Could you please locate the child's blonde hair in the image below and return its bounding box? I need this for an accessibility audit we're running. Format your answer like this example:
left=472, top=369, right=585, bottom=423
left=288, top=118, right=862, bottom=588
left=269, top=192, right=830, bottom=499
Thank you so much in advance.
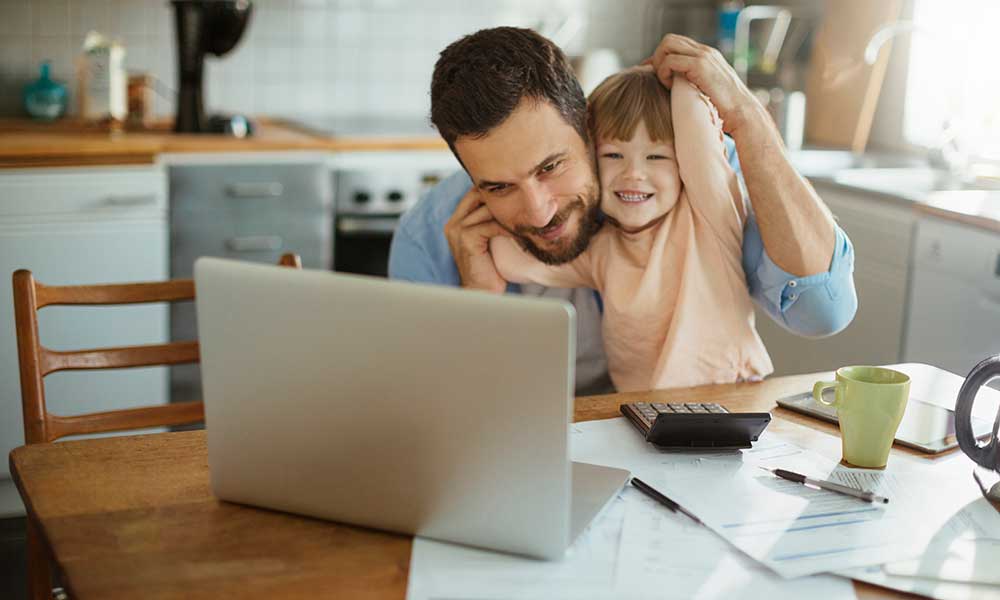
left=587, top=66, right=673, bottom=144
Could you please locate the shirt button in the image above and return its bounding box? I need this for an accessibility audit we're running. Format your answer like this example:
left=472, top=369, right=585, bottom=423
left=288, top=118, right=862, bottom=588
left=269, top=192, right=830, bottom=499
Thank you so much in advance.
left=788, top=280, right=798, bottom=288
left=789, top=293, right=797, bottom=300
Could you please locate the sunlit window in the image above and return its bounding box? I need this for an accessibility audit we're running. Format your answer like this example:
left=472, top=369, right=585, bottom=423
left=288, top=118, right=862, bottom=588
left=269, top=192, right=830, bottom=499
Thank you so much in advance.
left=904, top=0, right=1000, bottom=162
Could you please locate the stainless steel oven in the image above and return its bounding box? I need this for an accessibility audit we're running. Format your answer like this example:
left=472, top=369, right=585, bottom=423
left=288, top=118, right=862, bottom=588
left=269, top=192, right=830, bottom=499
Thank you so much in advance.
left=290, top=117, right=459, bottom=277
left=333, top=168, right=449, bottom=276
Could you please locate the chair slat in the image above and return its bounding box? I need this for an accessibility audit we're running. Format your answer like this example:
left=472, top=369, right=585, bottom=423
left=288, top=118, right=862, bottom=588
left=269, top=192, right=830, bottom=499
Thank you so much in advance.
left=48, top=402, right=205, bottom=440
left=40, top=341, right=200, bottom=375
left=36, top=279, right=195, bottom=308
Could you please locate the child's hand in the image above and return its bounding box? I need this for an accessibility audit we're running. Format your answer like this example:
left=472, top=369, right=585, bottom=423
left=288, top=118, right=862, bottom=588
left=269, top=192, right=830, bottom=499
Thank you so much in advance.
left=444, top=187, right=513, bottom=293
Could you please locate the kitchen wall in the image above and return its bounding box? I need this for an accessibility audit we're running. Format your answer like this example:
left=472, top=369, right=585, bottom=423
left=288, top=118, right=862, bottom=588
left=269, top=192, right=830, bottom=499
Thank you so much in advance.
left=0, top=0, right=724, bottom=121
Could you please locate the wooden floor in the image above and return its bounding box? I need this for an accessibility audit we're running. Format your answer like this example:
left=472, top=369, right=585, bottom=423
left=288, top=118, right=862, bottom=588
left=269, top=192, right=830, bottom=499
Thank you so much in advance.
left=0, top=517, right=26, bottom=600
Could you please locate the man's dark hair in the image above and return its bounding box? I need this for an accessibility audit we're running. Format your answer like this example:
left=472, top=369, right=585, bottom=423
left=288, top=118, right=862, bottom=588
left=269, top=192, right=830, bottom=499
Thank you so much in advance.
left=430, top=27, right=588, bottom=156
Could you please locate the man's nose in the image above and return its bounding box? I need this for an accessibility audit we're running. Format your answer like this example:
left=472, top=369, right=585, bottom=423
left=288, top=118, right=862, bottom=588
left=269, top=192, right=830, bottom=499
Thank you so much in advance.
left=522, top=181, right=557, bottom=228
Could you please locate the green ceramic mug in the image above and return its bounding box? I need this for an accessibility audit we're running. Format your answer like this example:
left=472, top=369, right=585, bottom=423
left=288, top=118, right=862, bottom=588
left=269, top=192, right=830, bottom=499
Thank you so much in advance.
left=813, top=366, right=911, bottom=468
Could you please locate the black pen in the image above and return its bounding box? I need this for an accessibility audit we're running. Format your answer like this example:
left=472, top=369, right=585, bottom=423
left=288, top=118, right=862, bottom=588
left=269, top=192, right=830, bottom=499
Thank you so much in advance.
left=630, top=477, right=703, bottom=525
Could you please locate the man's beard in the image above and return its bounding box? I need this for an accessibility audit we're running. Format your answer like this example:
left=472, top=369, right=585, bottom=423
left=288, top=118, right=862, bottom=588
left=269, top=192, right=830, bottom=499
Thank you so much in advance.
left=510, top=185, right=602, bottom=265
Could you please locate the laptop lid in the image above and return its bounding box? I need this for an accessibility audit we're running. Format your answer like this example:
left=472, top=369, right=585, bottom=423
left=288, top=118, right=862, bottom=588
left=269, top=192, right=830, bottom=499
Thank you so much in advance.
left=194, top=257, right=577, bottom=559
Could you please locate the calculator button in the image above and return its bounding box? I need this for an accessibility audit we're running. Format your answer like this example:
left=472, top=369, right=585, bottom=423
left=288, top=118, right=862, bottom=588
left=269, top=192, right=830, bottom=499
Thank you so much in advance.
left=651, top=403, right=668, bottom=412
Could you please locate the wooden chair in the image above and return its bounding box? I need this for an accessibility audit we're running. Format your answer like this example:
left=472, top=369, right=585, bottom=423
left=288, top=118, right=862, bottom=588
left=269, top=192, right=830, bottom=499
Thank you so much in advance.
left=12, top=253, right=302, bottom=600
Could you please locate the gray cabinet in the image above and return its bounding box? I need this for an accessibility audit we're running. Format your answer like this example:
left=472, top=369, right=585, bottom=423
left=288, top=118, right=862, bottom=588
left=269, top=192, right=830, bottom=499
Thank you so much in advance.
left=904, top=216, right=1000, bottom=377
left=168, top=161, right=333, bottom=405
left=754, top=182, right=915, bottom=376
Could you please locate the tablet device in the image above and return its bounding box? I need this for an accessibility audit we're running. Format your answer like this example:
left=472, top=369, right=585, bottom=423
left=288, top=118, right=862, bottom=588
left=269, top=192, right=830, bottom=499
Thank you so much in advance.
left=777, top=391, right=994, bottom=454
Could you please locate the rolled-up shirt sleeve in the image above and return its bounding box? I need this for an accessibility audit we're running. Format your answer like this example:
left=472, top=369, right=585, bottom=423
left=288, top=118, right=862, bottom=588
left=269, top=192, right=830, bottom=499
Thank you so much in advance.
left=742, top=213, right=857, bottom=337
left=723, top=136, right=857, bottom=338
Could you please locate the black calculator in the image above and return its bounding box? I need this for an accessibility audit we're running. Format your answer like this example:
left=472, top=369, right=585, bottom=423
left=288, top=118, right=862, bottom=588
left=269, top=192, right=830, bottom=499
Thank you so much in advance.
left=620, top=402, right=771, bottom=449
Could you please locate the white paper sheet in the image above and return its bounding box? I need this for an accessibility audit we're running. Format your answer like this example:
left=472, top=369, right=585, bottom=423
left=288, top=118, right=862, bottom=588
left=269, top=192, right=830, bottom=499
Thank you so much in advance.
left=406, top=494, right=626, bottom=600
left=617, top=487, right=856, bottom=599
left=405, top=486, right=857, bottom=600
left=570, top=417, right=980, bottom=579
left=839, top=493, right=1000, bottom=599
left=406, top=419, right=858, bottom=600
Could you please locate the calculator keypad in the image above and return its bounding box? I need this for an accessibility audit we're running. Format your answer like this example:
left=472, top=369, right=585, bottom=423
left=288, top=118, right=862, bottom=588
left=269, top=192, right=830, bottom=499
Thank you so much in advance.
left=630, top=402, right=729, bottom=428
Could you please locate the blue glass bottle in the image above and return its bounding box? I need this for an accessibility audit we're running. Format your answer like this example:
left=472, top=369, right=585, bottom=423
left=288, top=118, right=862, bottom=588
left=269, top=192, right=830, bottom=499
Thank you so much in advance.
left=23, top=62, right=67, bottom=121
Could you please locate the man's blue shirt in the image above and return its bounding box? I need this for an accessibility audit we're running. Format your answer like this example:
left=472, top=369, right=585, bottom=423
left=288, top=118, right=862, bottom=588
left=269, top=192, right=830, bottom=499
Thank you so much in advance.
left=389, top=139, right=857, bottom=338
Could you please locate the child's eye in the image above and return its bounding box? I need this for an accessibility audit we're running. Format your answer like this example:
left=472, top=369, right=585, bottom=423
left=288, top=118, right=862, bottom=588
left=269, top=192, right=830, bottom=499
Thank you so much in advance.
left=647, top=154, right=670, bottom=160
left=601, top=152, right=623, bottom=159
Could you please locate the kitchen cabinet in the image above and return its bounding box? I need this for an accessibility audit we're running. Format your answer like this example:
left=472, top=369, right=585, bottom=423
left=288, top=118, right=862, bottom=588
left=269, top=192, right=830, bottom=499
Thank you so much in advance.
left=903, top=216, right=1000, bottom=378
left=754, top=181, right=916, bottom=376
left=0, top=166, right=169, bottom=517
left=168, top=160, right=332, bottom=406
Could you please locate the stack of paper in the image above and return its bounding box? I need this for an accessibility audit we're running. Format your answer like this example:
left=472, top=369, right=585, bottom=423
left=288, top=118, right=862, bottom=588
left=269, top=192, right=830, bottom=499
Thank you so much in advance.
left=406, top=417, right=1000, bottom=600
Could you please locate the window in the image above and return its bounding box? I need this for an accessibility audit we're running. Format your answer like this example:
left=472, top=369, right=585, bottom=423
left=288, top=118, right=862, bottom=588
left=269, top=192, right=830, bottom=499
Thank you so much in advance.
left=904, top=0, right=1000, bottom=162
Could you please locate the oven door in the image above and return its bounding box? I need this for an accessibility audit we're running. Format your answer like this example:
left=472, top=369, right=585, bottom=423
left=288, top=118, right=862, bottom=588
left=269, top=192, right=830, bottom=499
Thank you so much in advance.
left=333, top=215, right=398, bottom=277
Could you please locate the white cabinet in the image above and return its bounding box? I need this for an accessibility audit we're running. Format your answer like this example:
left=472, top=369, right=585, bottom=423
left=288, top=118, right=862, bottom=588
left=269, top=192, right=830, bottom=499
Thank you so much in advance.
left=0, top=166, right=169, bottom=517
left=754, top=182, right=916, bottom=376
left=903, top=216, right=1000, bottom=377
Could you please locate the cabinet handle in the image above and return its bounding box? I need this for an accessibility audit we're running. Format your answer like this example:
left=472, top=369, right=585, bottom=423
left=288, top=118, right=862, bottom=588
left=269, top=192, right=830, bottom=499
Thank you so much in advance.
left=104, top=194, right=159, bottom=207
left=225, top=182, right=284, bottom=198
left=225, top=235, right=284, bottom=252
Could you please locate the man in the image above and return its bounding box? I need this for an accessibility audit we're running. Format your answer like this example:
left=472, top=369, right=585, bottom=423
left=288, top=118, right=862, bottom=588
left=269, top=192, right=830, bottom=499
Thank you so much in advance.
left=389, top=27, right=857, bottom=395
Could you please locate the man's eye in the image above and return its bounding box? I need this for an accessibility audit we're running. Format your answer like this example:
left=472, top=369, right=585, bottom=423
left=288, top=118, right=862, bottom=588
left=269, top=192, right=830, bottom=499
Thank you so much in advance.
left=486, top=184, right=509, bottom=194
left=601, top=152, right=622, bottom=159
left=540, top=160, right=562, bottom=174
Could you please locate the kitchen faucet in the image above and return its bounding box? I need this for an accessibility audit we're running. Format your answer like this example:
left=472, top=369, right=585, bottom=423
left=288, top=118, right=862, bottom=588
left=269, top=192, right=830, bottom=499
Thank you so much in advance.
left=733, top=5, right=792, bottom=83
left=865, top=20, right=969, bottom=179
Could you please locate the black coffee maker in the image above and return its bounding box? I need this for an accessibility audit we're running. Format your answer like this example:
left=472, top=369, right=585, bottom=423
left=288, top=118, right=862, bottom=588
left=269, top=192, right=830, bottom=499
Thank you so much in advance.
left=172, top=0, right=253, bottom=134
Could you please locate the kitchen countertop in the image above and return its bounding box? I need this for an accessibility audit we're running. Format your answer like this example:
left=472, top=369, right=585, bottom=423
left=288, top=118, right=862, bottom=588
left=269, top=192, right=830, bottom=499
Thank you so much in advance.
left=2, top=124, right=998, bottom=234
left=0, top=117, right=447, bottom=168
left=791, top=149, right=1000, bottom=235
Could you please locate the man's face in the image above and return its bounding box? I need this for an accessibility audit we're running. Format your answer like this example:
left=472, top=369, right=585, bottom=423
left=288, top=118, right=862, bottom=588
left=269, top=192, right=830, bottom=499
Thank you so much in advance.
left=454, top=98, right=601, bottom=265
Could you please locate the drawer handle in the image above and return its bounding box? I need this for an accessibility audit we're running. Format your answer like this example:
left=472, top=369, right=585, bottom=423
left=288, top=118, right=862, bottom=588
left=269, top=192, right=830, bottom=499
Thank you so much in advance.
left=104, top=194, right=159, bottom=207
left=225, top=182, right=284, bottom=198
left=225, top=235, right=283, bottom=252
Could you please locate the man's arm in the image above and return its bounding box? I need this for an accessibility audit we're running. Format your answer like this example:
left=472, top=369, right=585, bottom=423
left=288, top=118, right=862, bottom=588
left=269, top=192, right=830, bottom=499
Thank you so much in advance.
left=649, top=34, right=835, bottom=278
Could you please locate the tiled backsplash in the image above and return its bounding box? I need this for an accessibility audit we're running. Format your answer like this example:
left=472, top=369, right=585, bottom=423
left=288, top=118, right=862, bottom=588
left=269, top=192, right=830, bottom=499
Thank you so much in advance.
left=0, top=0, right=717, bottom=121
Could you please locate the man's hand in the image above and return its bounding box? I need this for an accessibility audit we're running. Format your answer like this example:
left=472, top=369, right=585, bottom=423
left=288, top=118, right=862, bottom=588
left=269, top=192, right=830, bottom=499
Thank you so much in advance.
left=444, top=187, right=513, bottom=293
left=647, top=34, right=761, bottom=135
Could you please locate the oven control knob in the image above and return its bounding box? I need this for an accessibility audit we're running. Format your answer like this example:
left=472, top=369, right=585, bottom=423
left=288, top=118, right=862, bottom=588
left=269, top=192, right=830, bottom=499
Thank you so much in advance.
left=386, top=190, right=405, bottom=203
left=353, top=191, right=371, bottom=204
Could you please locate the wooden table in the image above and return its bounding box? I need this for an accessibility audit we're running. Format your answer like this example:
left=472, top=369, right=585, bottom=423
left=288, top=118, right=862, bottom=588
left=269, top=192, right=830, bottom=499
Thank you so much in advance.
left=10, top=372, right=950, bottom=599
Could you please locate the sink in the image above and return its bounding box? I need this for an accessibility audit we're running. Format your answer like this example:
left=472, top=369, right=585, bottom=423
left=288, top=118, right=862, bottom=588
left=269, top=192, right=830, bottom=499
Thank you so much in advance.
left=831, top=167, right=1000, bottom=196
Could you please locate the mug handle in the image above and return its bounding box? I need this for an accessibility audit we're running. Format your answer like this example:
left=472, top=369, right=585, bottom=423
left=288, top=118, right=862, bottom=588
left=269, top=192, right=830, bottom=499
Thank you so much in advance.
left=814, top=380, right=839, bottom=407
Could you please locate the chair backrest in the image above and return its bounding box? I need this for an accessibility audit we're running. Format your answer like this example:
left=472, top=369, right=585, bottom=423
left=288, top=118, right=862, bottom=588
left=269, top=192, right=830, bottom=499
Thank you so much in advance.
left=12, top=254, right=302, bottom=444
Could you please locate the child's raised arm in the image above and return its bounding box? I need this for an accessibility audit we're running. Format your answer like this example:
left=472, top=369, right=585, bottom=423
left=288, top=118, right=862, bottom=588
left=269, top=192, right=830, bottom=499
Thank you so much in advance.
left=671, top=75, right=746, bottom=244
left=489, top=236, right=595, bottom=289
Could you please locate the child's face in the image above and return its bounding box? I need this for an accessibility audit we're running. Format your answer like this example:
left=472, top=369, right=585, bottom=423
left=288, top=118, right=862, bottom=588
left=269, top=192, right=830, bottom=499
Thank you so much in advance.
left=596, top=121, right=681, bottom=232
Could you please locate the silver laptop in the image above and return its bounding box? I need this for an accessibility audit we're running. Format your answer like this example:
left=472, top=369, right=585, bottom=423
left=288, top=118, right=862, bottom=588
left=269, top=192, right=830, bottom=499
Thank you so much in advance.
left=194, top=257, right=628, bottom=560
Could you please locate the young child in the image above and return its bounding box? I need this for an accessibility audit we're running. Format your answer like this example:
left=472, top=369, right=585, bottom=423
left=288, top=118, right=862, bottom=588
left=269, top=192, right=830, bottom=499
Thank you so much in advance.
left=489, top=67, right=773, bottom=392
